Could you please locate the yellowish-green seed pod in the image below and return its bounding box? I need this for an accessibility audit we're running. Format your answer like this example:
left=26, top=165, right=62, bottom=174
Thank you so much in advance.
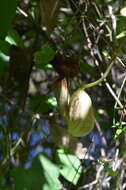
left=67, top=90, right=94, bottom=137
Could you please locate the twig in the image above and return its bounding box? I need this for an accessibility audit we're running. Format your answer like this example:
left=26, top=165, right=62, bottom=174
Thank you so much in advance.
left=17, top=7, right=28, bottom=17
left=105, top=82, right=123, bottom=108
left=114, top=76, right=126, bottom=109
left=1, top=138, right=23, bottom=167
left=117, top=57, right=126, bottom=68
left=77, top=164, right=105, bottom=190
left=95, top=120, right=107, bottom=148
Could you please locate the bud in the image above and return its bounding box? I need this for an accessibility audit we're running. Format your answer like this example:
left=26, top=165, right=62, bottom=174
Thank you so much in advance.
left=53, top=78, right=70, bottom=121
left=67, top=90, right=94, bottom=137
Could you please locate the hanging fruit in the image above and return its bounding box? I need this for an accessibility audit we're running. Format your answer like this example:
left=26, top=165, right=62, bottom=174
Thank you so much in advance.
left=67, top=90, right=94, bottom=137
left=51, top=55, right=116, bottom=137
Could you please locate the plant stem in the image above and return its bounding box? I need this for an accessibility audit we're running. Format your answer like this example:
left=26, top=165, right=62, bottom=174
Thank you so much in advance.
left=79, top=60, right=115, bottom=90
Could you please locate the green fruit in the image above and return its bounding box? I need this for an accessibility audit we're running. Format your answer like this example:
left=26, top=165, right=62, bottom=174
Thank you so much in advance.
left=67, top=90, right=94, bottom=137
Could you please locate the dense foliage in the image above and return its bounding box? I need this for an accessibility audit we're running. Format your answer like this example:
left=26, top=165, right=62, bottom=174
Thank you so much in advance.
left=0, top=0, right=126, bottom=189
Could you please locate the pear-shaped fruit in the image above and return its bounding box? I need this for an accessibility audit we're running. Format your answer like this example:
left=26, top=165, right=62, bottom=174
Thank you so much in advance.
left=67, top=90, right=94, bottom=137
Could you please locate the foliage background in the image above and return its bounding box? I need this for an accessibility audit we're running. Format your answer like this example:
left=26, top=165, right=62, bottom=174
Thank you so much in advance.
left=0, top=0, right=126, bottom=189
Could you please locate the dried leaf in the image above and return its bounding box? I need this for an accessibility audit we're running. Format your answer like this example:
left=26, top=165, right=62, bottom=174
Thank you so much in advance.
left=40, top=0, right=59, bottom=35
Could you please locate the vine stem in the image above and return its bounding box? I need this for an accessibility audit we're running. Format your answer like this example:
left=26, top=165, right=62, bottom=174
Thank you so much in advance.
left=79, top=60, right=115, bottom=90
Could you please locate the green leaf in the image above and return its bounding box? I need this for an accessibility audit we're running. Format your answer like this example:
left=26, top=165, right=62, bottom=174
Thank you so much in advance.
left=66, top=33, right=84, bottom=45
left=116, top=30, right=126, bottom=39
left=107, top=168, right=117, bottom=177
left=5, top=28, right=24, bottom=47
left=11, top=153, right=61, bottom=190
left=102, top=50, right=111, bottom=59
left=47, top=97, right=57, bottom=107
left=0, top=0, right=17, bottom=39
left=124, top=127, right=126, bottom=131
left=116, top=129, right=123, bottom=135
left=56, top=148, right=82, bottom=185
left=0, top=40, right=10, bottom=73
left=114, top=128, right=123, bottom=138
left=30, top=93, right=57, bottom=112
left=97, top=159, right=110, bottom=166
left=38, top=154, right=60, bottom=190
left=0, top=52, right=9, bottom=63
left=34, top=45, right=56, bottom=69
left=0, top=54, right=9, bottom=73
left=0, top=40, right=10, bottom=56
left=116, top=16, right=126, bottom=36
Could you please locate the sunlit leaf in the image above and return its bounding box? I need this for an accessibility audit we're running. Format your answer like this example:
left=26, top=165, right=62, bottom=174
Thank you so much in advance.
left=11, top=153, right=61, bottom=190
left=116, top=30, right=126, bottom=39
left=30, top=93, right=57, bottom=112
left=114, top=128, right=123, bottom=138
left=34, top=45, right=56, bottom=69
left=47, top=97, right=57, bottom=107
left=5, top=28, right=24, bottom=47
left=56, top=148, right=82, bottom=185
left=0, top=40, right=10, bottom=56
